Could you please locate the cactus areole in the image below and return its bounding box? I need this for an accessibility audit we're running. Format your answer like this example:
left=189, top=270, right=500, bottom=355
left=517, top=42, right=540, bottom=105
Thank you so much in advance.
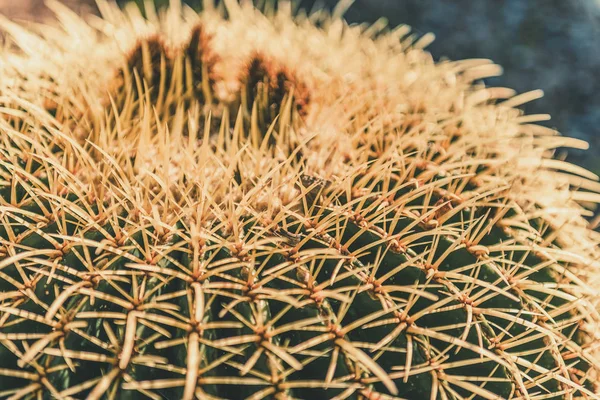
left=0, top=1, right=599, bottom=399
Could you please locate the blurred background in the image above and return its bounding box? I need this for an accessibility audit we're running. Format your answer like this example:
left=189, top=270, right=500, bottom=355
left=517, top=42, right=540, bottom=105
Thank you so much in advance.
left=1, top=0, right=599, bottom=179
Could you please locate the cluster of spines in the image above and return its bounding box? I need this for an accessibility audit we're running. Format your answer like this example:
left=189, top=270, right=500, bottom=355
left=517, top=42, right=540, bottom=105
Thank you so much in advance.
left=0, top=106, right=598, bottom=398
left=109, top=23, right=309, bottom=140
left=0, top=1, right=598, bottom=400
left=240, top=53, right=310, bottom=123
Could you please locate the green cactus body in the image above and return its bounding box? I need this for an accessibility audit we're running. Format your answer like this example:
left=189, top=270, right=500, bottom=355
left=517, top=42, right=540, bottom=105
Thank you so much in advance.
left=0, top=1, right=599, bottom=399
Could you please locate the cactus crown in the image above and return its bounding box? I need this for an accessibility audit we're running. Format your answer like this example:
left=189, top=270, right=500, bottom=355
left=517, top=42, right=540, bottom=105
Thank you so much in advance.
left=0, top=1, right=599, bottom=399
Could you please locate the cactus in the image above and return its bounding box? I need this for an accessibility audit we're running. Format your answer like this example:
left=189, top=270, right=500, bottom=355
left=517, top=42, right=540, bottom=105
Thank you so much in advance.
left=0, top=1, right=599, bottom=399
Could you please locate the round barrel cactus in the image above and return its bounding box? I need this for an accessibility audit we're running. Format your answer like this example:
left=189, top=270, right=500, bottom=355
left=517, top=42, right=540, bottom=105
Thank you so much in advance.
left=0, top=1, right=599, bottom=399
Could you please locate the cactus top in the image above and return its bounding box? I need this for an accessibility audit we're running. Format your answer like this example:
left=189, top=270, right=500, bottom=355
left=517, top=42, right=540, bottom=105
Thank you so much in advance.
left=0, top=1, right=599, bottom=399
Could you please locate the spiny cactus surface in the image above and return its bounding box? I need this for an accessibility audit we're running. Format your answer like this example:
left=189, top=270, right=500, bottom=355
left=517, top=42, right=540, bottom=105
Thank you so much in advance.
left=0, top=1, right=599, bottom=399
